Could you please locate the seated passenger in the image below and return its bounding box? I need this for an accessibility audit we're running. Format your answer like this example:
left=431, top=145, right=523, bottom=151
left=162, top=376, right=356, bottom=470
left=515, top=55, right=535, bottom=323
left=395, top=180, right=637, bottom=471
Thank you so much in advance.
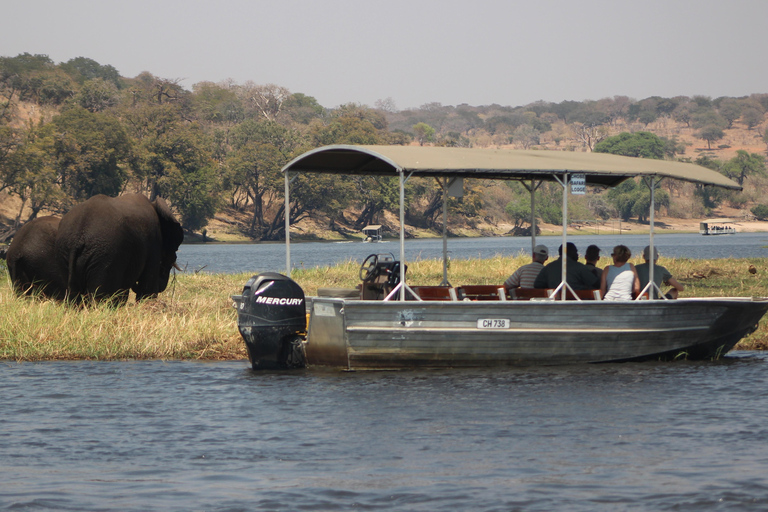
left=600, top=245, right=640, bottom=301
left=584, top=244, right=602, bottom=279
left=504, top=244, right=549, bottom=291
left=636, top=246, right=684, bottom=299
left=533, top=242, right=600, bottom=290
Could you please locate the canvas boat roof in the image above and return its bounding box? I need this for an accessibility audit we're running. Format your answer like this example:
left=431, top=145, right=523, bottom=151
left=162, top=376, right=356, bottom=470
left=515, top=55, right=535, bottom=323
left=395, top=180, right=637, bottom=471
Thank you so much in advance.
left=283, top=144, right=741, bottom=190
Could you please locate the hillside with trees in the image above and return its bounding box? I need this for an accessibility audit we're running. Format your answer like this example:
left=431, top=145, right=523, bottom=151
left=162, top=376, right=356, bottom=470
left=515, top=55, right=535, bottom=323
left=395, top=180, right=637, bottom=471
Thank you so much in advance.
left=2, top=52, right=768, bottom=242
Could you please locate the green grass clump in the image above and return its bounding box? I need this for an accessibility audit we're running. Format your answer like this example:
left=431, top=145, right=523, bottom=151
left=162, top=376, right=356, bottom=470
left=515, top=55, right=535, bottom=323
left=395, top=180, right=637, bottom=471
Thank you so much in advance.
left=1, top=255, right=768, bottom=361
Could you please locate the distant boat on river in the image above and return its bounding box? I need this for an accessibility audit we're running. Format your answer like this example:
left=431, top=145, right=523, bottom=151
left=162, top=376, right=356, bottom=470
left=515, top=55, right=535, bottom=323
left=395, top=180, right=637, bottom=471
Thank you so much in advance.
left=700, top=222, right=736, bottom=235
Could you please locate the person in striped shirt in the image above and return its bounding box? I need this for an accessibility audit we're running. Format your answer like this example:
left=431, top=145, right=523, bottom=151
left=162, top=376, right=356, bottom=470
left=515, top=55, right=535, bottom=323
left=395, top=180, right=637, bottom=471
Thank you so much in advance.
left=504, top=244, right=549, bottom=292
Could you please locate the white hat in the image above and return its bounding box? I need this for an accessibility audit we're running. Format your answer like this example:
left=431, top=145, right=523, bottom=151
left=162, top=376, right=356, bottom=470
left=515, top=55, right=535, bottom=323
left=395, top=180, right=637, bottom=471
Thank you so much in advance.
left=533, top=244, right=549, bottom=257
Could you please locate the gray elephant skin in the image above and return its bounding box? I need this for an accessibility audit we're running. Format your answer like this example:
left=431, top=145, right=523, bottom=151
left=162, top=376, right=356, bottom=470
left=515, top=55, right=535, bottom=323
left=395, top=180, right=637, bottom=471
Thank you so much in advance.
left=6, top=216, right=67, bottom=299
left=55, top=194, right=184, bottom=302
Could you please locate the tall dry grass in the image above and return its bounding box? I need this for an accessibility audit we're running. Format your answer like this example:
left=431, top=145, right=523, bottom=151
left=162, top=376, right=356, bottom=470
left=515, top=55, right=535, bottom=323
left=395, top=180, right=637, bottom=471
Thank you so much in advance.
left=1, top=255, right=768, bottom=361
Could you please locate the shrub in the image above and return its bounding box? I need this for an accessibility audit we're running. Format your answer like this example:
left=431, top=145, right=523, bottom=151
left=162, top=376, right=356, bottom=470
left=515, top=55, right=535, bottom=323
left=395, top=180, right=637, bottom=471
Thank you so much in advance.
left=751, top=204, right=768, bottom=221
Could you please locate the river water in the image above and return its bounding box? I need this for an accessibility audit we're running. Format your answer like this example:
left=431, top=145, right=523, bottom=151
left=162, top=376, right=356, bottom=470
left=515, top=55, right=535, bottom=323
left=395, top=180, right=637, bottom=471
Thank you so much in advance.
left=5, top=233, right=768, bottom=510
left=4, top=355, right=768, bottom=511
left=176, top=232, right=768, bottom=275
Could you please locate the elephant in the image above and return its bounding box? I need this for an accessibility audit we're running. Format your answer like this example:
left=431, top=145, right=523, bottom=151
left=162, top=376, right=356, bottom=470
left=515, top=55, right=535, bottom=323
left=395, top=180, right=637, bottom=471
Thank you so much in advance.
left=6, top=216, right=67, bottom=299
left=55, top=194, right=184, bottom=303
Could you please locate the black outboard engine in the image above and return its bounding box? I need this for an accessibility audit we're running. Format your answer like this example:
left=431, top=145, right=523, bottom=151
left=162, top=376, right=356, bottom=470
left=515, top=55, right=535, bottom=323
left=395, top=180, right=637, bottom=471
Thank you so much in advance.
left=233, top=272, right=307, bottom=370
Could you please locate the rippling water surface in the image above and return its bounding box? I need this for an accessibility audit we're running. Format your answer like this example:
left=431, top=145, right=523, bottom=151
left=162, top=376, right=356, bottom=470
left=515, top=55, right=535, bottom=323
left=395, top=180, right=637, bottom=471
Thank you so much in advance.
left=4, top=354, right=768, bottom=511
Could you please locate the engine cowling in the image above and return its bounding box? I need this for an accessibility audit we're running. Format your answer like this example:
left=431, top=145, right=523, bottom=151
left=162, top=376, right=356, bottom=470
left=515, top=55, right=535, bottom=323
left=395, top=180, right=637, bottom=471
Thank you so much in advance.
left=233, top=272, right=306, bottom=369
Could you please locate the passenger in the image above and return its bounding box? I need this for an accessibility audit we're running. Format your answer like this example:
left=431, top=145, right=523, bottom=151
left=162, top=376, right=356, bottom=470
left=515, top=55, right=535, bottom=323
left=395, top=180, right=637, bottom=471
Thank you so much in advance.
left=635, top=246, right=685, bottom=299
left=584, top=244, right=602, bottom=279
left=600, top=245, right=640, bottom=301
left=533, top=242, right=600, bottom=290
left=504, top=244, right=549, bottom=291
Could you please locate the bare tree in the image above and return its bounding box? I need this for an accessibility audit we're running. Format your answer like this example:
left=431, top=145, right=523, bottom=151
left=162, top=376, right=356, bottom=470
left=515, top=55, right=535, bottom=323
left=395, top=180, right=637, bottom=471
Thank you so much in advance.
left=238, top=82, right=291, bottom=121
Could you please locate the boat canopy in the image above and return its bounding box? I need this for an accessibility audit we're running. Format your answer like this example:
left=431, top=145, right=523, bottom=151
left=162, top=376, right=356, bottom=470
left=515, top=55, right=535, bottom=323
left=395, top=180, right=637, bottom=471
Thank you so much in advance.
left=281, top=144, right=742, bottom=300
left=283, top=145, right=742, bottom=190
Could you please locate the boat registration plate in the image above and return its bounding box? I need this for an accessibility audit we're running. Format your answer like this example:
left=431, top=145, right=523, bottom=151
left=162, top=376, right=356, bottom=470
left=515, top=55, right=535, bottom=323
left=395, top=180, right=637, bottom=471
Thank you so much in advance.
left=477, top=318, right=510, bottom=329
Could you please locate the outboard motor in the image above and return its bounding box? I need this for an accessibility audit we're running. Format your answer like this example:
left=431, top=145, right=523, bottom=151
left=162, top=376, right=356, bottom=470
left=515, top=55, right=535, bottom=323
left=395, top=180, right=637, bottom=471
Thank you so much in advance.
left=232, top=272, right=306, bottom=370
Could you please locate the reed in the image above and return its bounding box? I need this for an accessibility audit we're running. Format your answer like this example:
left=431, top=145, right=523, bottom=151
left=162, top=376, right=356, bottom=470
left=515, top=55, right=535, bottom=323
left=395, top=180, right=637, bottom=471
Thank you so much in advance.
left=2, top=255, right=768, bottom=361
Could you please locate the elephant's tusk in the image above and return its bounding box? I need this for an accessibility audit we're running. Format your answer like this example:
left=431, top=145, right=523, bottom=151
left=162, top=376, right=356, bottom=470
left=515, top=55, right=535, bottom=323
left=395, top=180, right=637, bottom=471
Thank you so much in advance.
left=173, top=262, right=182, bottom=271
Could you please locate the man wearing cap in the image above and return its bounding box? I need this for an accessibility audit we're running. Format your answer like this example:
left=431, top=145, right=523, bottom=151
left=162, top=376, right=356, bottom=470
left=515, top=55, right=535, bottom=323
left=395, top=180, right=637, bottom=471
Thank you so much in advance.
left=504, top=244, right=549, bottom=292
left=533, top=242, right=600, bottom=290
left=636, top=246, right=684, bottom=299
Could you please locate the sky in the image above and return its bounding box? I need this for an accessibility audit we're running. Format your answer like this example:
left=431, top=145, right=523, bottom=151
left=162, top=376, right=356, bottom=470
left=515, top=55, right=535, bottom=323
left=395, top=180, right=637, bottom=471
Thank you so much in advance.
left=3, top=0, right=767, bottom=110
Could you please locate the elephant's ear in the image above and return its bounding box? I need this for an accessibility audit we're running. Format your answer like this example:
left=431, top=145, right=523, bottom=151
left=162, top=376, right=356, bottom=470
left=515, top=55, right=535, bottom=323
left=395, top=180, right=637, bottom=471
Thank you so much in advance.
left=153, top=197, right=184, bottom=252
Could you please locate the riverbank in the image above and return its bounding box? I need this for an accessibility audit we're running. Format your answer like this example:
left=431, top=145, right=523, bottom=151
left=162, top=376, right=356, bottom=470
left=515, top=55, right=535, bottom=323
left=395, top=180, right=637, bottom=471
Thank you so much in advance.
left=195, top=205, right=768, bottom=243
left=2, top=255, right=768, bottom=362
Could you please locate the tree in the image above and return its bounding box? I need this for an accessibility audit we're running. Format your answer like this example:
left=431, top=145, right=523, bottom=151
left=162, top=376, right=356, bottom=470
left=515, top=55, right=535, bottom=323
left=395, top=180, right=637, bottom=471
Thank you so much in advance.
left=741, top=107, right=764, bottom=132
left=594, top=131, right=666, bottom=159
left=412, top=122, right=435, bottom=145
left=226, top=119, right=299, bottom=237
left=751, top=204, right=768, bottom=221
left=76, top=78, right=119, bottom=112
left=696, top=124, right=725, bottom=150
left=718, top=99, right=742, bottom=129
left=512, top=125, right=539, bottom=149
left=236, top=81, right=291, bottom=121
left=722, top=150, right=766, bottom=186
left=60, top=57, right=121, bottom=88
left=51, top=106, right=131, bottom=200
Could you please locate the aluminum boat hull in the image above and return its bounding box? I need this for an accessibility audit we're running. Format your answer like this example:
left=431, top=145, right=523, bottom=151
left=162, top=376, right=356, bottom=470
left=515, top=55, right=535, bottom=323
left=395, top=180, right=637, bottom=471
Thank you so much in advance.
left=304, top=297, right=768, bottom=370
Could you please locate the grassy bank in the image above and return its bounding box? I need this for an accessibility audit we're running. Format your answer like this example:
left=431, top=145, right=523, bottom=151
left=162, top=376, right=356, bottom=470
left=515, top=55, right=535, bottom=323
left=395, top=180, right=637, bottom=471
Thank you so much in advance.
left=2, top=255, right=768, bottom=362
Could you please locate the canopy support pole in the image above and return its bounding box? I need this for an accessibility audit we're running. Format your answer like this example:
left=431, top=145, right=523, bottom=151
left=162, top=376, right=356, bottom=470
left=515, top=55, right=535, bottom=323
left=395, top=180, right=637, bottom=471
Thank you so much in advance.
left=522, top=180, right=543, bottom=253
left=437, top=177, right=460, bottom=286
left=638, top=176, right=666, bottom=300
left=284, top=172, right=293, bottom=277
left=397, top=170, right=416, bottom=301
left=551, top=174, right=577, bottom=301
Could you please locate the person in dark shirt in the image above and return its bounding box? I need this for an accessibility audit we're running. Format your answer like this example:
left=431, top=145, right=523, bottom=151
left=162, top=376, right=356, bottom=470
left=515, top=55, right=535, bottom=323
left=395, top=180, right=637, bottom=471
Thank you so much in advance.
left=584, top=244, right=602, bottom=279
left=534, top=242, right=600, bottom=290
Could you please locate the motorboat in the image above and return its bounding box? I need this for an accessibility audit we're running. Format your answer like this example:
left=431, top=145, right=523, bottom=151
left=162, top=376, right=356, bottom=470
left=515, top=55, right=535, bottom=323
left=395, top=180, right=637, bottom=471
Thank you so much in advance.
left=700, top=222, right=736, bottom=235
left=362, top=224, right=383, bottom=242
left=233, top=145, right=768, bottom=370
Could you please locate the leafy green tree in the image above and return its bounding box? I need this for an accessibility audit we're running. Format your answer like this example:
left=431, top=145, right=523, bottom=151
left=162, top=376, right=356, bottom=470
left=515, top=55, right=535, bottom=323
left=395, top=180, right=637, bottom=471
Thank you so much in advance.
left=76, top=78, right=119, bottom=112
left=717, top=99, right=742, bottom=129
left=0, top=122, right=65, bottom=224
left=696, top=124, right=725, bottom=150
left=151, top=124, right=220, bottom=231
left=692, top=155, right=729, bottom=211
left=282, top=93, right=325, bottom=124
left=60, top=57, right=121, bottom=88
left=594, top=131, right=666, bottom=159
left=226, top=119, right=300, bottom=237
left=751, top=204, right=768, bottom=221
left=722, top=150, right=766, bottom=186
left=741, top=107, right=764, bottom=131
left=605, top=178, right=669, bottom=222
left=412, top=122, right=435, bottom=145
left=190, top=81, right=244, bottom=123
left=51, top=106, right=131, bottom=200
left=505, top=200, right=532, bottom=229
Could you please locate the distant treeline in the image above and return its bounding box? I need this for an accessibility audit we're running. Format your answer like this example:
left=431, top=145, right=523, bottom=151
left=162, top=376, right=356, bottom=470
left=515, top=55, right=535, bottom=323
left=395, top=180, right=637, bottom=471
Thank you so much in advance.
left=2, top=52, right=768, bottom=240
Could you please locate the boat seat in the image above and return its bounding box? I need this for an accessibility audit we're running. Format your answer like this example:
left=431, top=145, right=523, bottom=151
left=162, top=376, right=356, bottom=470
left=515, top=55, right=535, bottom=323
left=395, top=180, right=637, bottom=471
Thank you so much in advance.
left=457, top=285, right=507, bottom=301
left=554, top=289, right=602, bottom=301
left=510, top=288, right=553, bottom=300
left=409, top=286, right=458, bottom=301
left=317, top=287, right=361, bottom=299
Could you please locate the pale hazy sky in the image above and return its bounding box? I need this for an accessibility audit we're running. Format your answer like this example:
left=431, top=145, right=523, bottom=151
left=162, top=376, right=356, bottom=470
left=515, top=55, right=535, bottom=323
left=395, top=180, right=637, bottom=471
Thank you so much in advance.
left=3, top=0, right=766, bottom=110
